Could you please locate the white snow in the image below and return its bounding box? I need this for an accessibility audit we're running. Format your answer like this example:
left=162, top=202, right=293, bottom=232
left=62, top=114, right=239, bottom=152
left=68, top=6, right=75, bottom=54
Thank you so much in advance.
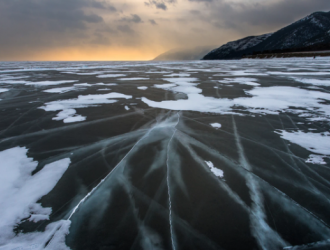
left=74, top=83, right=92, bottom=87
left=143, top=78, right=330, bottom=122
left=275, top=130, right=330, bottom=155
left=25, top=80, right=78, bottom=86
left=219, top=77, right=260, bottom=86
left=97, top=74, right=126, bottom=78
left=43, top=87, right=76, bottom=93
left=164, top=73, right=191, bottom=77
left=210, top=123, right=222, bottom=129
left=0, top=147, right=70, bottom=246
left=125, top=106, right=130, bottom=110
left=0, top=88, right=9, bottom=93
left=305, top=154, right=327, bottom=165
left=292, top=78, right=330, bottom=86
left=138, top=86, right=148, bottom=90
left=95, top=83, right=117, bottom=86
left=97, top=88, right=111, bottom=91
left=40, top=93, right=132, bottom=123
left=205, top=161, right=224, bottom=178
left=118, top=78, right=149, bottom=81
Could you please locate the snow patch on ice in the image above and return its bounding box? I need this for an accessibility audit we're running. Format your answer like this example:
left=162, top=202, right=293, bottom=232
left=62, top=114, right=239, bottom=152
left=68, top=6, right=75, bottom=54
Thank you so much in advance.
left=275, top=130, right=330, bottom=156
left=43, top=87, right=76, bottom=93
left=138, top=86, right=148, bottom=90
left=26, top=80, right=78, bottom=86
left=74, top=83, right=92, bottom=87
left=0, top=88, right=9, bottom=93
left=40, top=93, right=132, bottom=123
left=0, top=146, right=70, bottom=246
left=143, top=79, right=330, bottom=122
left=292, top=78, right=330, bottom=86
left=219, top=77, right=260, bottom=86
left=306, top=154, right=327, bottom=165
left=210, top=123, right=222, bottom=129
left=97, top=74, right=126, bottom=78
left=205, top=161, right=224, bottom=178
left=118, top=78, right=149, bottom=81
left=164, top=73, right=191, bottom=77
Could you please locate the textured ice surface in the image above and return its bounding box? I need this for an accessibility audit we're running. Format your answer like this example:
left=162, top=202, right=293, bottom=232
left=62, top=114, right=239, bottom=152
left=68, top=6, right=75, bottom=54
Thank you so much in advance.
left=0, top=59, right=330, bottom=250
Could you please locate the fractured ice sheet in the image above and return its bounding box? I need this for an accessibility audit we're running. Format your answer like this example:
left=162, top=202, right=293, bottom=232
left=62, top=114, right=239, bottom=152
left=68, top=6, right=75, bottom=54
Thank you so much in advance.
left=40, top=93, right=132, bottom=123
left=0, top=147, right=70, bottom=247
left=1, top=59, right=330, bottom=249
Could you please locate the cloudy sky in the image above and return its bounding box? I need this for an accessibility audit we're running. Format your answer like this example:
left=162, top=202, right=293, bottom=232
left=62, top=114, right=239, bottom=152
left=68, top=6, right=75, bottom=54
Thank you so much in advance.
left=0, top=0, right=329, bottom=61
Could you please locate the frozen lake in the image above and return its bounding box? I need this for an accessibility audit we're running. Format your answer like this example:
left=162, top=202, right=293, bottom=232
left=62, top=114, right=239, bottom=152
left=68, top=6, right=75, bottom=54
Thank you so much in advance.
left=0, top=59, right=330, bottom=250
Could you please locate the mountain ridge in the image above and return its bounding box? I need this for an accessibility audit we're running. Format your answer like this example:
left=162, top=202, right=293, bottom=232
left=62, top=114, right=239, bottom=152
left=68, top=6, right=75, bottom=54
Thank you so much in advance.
left=203, top=11, right=330, bottom=60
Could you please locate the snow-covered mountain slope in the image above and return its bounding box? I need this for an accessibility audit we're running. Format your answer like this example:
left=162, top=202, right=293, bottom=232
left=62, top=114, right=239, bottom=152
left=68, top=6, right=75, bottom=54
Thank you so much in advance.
left=203, top=11, right=330, bottom=60
left=203, top=33, right=272, bottom=60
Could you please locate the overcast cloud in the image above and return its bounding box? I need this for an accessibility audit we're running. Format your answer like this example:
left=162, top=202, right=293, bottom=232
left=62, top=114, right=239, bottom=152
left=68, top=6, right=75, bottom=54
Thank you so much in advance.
left=0, top=0, right=328, bottom=60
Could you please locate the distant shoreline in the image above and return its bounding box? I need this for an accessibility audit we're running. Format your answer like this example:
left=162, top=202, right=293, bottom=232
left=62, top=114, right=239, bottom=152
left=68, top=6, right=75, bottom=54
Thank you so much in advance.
left=243, top=50, right=330, bottom=59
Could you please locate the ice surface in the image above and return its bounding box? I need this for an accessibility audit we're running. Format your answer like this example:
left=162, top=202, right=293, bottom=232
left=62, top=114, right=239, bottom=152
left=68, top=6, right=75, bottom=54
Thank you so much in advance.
left=1, top=59, right=330, bottom=249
